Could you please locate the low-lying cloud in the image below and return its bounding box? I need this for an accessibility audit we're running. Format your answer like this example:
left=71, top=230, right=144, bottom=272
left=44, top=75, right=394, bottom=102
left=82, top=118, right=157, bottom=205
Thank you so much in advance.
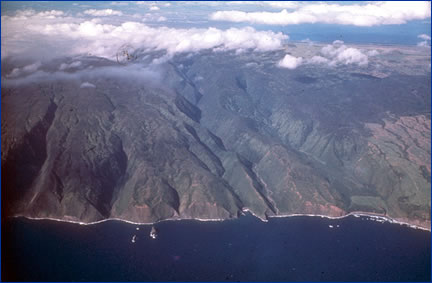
left=277, top=54, right=303, bottom=69
left=3, top=63, right=163, bottom=88
left=83, top=9, right=123, bottom=16
left=367, top=50, right=379, bottom=57
left=418, top=34, right=431, bottom=40
left=278, top=40, right=371, bottom=70
left=317, top=41, right=369, bottom=66
left=59, top=61, right=82, bottom=71
left=211, top=1, right=431, bottom=27
left=140, top=13, right=167, bottom=22
left=308, top=56, right=330, bottom=65
left=7, top=62, right=42, bottom=78
left=226, top=1, right=299, bottom=9
left=417, top=33, right=431, bottom=47
left=80, top=81, right=96, bottom=88
left=2, top=10, right=288, bottom=61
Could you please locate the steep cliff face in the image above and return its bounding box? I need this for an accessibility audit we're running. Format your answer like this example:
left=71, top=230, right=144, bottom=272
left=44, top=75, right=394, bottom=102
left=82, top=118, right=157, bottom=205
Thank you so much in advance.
left=2, top=47, right=430, bottom=229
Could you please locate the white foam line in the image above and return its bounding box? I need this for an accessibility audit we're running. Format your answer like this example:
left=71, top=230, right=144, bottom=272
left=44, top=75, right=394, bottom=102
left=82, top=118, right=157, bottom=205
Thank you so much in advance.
left=268, top=212, right=431, bottom=232
left=12, top=210, right=430, bottom=232
left=12, top=214, right=229, bottom=226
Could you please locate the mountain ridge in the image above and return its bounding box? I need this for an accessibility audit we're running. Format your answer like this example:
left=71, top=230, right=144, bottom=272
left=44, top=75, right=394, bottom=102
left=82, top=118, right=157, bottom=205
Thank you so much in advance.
left=2, top=45, right=430, bottom=230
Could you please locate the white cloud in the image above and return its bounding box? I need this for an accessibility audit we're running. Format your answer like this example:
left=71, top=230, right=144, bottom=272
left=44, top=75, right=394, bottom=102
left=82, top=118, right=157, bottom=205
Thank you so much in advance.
left=110, top=2, right=129, bottom=6
left=59, top=61, right=82, bottom=70
left=141, top=13, right=167, bottom=22
left=305, top=41, right=369, bottom=67
left=7, top=62, right=42, bottom=77
left=334, top=48, right=368, bottom=66
left=157, top=16, right=167, bottom=22
left=320, top=42, right=368, bottom=66
left=135, top=1, right=163, bottom=6
left=277, top=54, right=303, bottom=69
left=265, top=1, right=298, bottom=9
left=417, top=40, right=431, bottom=47
left=300, top=38, right=314, bottom=45
left=3, top=64, right=162, bottom=87
left=321, top=42, right=344, bottom=57
left=2, top=11, right=288, bottom=61
left=8, top=68, right=21, bottom=78
left=80, top=82, right=96, bottom=88
left=23, top=62, right=42, bottom=72
left=417, top=33, right=431, bottom=47
left=37, top=10, right=65, bottom=18
left=11, top=9, right=65, bottom=20
left=149, top=6, right=160, bottom=11
left=308, top=55, right=329, bottom=65
left=418, top=34, right=431, bottom=40
left=332, top=40, right=344, bottom=46
left=83, top=9, right=123, bottom=17
left=59, top=63, right=68, bottom=71
left=210, top=1, right=431, bottom=26
left=226, top=1, right=298, bottom=9
left=245, top=62, right=258, bottom=68
left=367, top=50, right=379, bottom=56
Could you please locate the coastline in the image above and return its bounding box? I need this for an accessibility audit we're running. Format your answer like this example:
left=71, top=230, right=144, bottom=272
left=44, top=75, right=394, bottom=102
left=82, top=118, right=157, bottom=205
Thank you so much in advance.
left=11, top=210, right=431, bottom=232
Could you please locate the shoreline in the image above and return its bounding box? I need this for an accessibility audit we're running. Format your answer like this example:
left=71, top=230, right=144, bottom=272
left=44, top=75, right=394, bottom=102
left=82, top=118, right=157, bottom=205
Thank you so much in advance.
left=11, top=210, right=431, bottom=232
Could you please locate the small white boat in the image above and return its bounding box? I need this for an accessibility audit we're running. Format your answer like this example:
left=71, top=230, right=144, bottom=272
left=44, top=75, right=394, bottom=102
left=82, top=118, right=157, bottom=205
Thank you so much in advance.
left=131, top=235, right=137, bottom=243
left=150, top=226, right=157, bottom=239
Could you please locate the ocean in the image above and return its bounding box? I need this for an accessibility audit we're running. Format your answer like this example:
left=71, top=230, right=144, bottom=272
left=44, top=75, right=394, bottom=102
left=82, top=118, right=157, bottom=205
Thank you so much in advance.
left=2, top=213, right=430, bottom=281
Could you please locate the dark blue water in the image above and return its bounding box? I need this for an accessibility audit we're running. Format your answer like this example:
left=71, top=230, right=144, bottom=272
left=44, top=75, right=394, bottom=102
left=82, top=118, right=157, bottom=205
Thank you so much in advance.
left=2, top=214, right=430, bottom=281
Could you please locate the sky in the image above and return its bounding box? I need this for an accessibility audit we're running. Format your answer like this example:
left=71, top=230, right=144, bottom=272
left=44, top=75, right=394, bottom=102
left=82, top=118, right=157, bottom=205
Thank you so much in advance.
left=1, top=1, right=431, bottom=78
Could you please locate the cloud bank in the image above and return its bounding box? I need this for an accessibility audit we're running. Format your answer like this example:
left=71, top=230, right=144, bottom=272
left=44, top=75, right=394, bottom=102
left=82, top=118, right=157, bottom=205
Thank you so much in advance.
left=417, top=33, right=431, bottom=47
left=3, top=63, right=163, bottom=88
left=277, top=54, right=303, bottom=69
left=278, top=41, right=370, bottom=70
left=2, top=11, right=288, bottom=61
left=59, top=61, right=82, bottom=71
left=84, top=9, right=123, bottom=16
left=211, top=1, right=431, bottom=27
left=225, top=1, right=299, bottom=9
left=7, top=62, right=42, bottom=78
left=418, top=34, right=431, bottom=40
left=320, top=42, right=368, bottom=66
left=140, top=13, right=167, bottom=22
left=80, top=81, right=96, bottom=88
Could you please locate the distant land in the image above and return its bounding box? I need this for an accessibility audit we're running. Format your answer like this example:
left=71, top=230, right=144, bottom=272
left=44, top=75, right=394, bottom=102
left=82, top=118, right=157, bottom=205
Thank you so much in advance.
left=2, top=43, right=430, bottom=230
